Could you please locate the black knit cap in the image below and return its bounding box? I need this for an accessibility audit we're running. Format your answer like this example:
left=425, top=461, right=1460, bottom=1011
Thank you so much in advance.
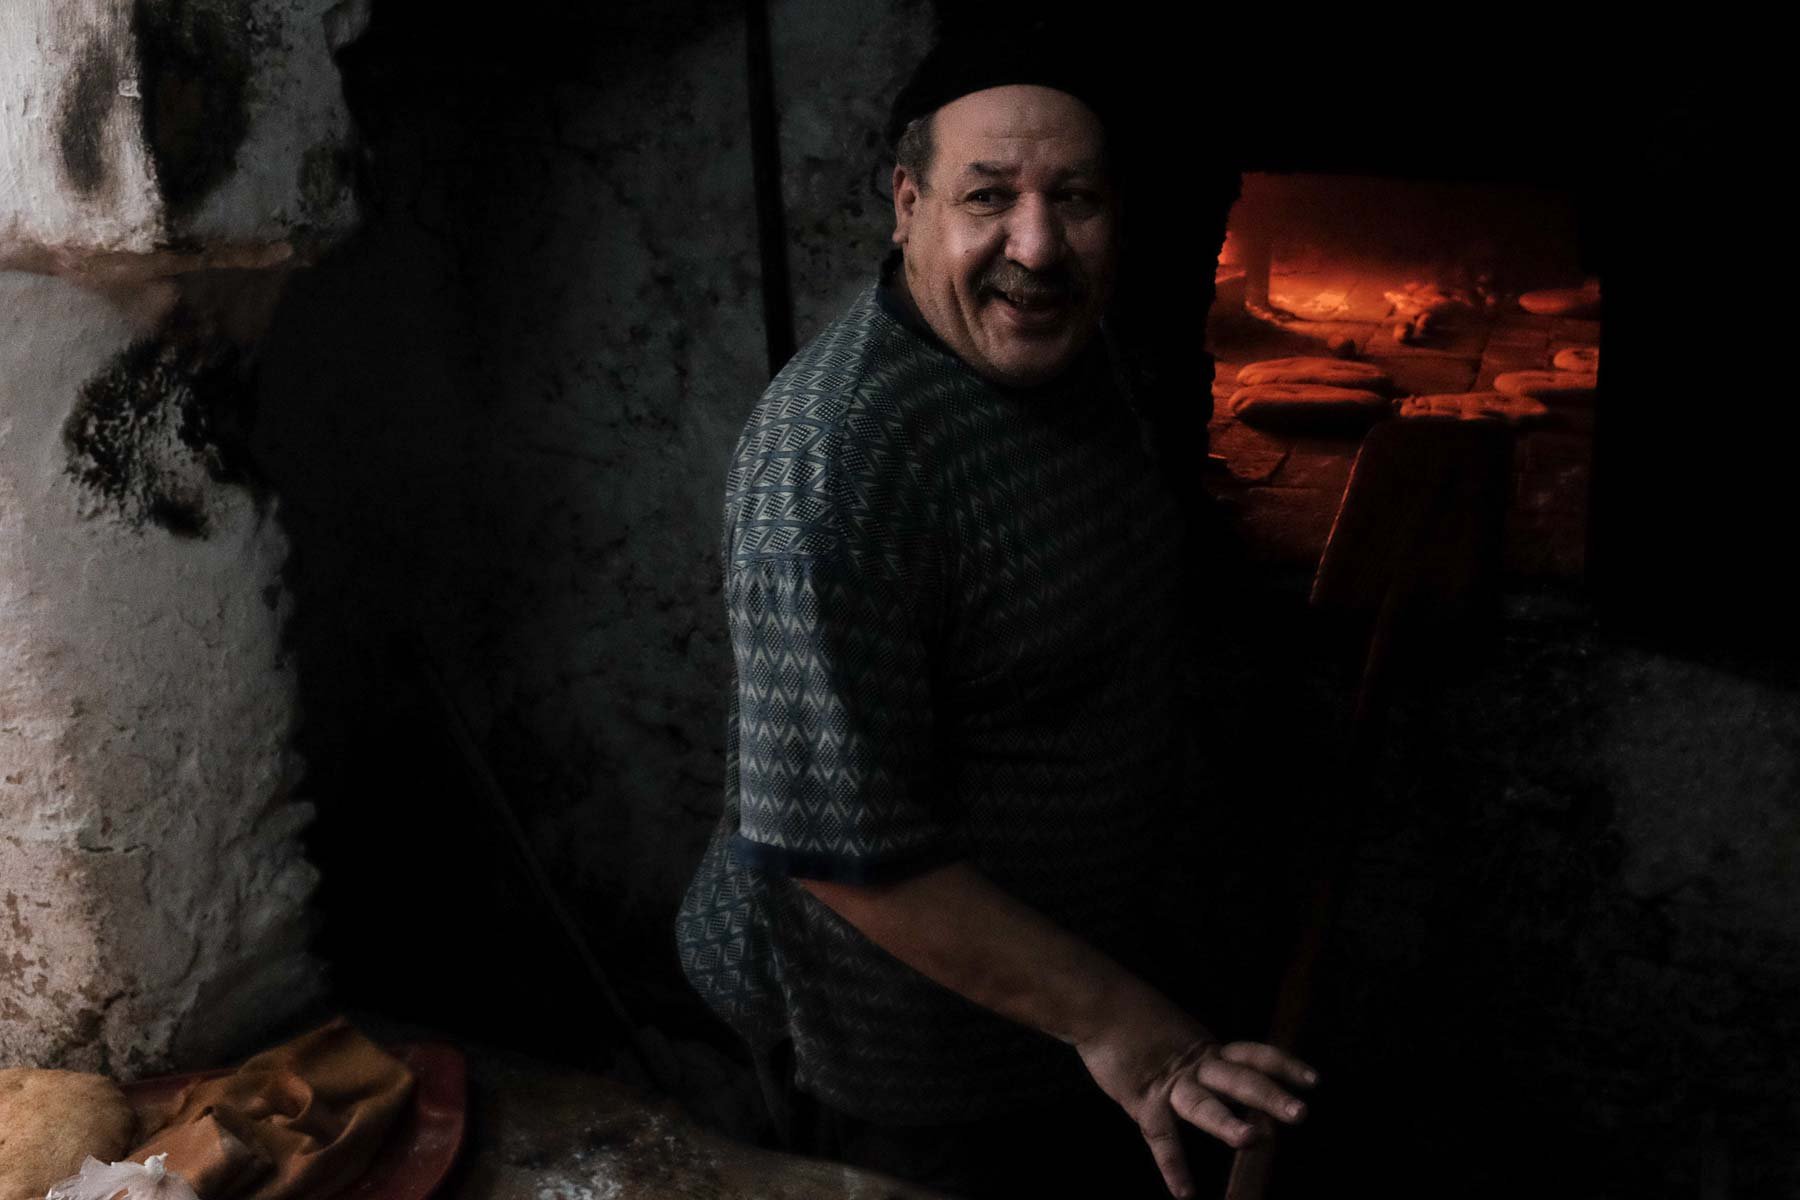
left=883, top=24, right=1117, bottom=156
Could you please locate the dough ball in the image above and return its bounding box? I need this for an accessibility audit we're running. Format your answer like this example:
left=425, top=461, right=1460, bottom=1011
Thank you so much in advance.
left=1492, top=369, right=1597, bottom=405
left=1552, top=345, right=1599, bottom=373
left=0, top=1069, right=137, bottom=1200
left=1518, top=287, right=1602, bottom=318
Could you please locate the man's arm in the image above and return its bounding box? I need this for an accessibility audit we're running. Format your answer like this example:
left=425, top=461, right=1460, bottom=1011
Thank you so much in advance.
left=799, top=861, right=1316, bottom=1200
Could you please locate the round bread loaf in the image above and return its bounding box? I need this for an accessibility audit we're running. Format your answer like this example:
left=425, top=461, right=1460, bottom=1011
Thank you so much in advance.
left=0, top=1068, right=137, bottom=1200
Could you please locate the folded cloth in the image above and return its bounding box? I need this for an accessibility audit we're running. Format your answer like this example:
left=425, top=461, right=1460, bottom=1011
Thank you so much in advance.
left=129, top=1018, right=414, bottom=1200
left=136, top=1114, right=272, bottom=1199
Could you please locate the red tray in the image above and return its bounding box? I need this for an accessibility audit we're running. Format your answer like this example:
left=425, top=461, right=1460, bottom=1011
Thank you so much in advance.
left=120, top=1043, right=467, bottom=1200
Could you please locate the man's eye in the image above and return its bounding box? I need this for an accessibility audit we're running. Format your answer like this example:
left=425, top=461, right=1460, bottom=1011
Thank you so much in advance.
left=1056, top=191, right=1102, bottom=215
left=966, top=189, right=1008, bottom=208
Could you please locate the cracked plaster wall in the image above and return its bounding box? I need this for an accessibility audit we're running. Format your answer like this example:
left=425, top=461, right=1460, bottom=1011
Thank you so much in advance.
left=0, top=0, right=363, bottom=272
left=0, top=272, right=318, bottom=1076
left=1, top=0, right=367, bottom=1072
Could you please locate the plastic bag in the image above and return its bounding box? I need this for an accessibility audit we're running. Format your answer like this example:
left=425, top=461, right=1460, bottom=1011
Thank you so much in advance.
left=45, top=1155, right=199, bottom=1200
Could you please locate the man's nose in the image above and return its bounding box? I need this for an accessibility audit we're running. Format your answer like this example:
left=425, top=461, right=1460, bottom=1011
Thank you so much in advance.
left=1003, top=195, right=1064, bottom=272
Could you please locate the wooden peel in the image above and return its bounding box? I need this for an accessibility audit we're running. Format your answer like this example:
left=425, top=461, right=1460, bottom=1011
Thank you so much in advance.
left=1224, top=419, right=1513, bottom=1200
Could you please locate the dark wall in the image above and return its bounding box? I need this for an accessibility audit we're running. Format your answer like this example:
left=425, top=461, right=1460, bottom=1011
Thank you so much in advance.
left=252, top=0, right=936, bottom=1059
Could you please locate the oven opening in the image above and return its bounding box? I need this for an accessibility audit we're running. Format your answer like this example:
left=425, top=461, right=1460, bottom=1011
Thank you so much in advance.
left=1204, top=170, right=1595, bottom=588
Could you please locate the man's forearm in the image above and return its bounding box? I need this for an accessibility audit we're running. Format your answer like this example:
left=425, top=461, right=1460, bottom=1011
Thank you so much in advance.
left=799, top=858, right=1316, bottom=1200
left=797, top=860, right=1169, bottom=1048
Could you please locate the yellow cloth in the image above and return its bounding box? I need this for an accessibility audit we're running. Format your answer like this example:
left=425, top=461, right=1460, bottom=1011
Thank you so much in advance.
left=130, top=1018, right=414, bottom=1200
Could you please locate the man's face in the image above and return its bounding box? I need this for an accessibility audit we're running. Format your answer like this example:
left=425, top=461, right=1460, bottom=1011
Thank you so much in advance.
left=892, top=85, right=1118, bottom=389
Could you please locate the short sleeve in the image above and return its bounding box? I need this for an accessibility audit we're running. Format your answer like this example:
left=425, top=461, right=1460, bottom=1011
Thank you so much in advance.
left=725, top=549, right=958, bottom=883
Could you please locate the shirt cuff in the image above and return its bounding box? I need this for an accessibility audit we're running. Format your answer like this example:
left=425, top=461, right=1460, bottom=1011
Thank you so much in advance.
left=727, top=832, right=963, bottom=885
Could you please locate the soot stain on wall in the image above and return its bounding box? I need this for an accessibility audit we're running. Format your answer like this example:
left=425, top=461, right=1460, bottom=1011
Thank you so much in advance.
left=58, top=35, right=119, bottom=197
left=131, top=0, right=256, bottom=225
left=297, top=142, right=354, bottom=224
left=63, top=311, right=257, bottom=538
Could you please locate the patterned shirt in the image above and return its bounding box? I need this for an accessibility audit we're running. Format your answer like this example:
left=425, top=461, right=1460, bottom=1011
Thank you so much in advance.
left=676, top=266, right=1186, bottom=1123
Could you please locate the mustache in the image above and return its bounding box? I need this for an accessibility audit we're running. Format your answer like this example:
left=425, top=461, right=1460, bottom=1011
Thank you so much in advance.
left=980, top=261, right=1084, bottom=304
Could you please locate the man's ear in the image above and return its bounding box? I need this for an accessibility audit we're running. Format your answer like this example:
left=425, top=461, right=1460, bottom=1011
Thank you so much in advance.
left=892, top=164, right=919, bottom=246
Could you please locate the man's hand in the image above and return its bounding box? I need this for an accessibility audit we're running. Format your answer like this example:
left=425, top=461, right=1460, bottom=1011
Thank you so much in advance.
left=1074, top=983, right=1317, bottom=1199
left=800, top=863, right=1317, bottom=1197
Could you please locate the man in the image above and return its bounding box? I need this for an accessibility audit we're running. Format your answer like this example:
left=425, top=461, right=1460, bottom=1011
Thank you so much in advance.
left=677, top=32, right=1314, bottom=1199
